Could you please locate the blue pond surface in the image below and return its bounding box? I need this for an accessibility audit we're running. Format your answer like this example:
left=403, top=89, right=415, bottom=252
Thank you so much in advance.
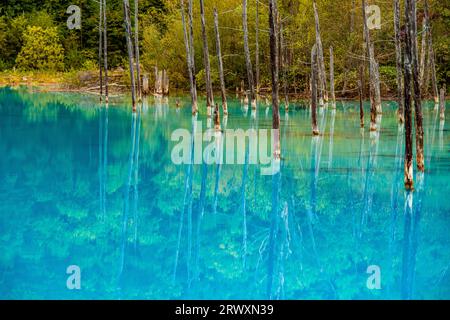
left=0, top=87, right=449, bottom=299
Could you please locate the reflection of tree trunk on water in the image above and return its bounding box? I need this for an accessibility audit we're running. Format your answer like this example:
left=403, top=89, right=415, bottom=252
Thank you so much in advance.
left=118, top=112, right=138, bottom=282
left=387, top=124, right=403, bottom=297
left=328, top=109, right=336, bottom=169
left=173, top=116, right=196, bottom=283
left=241, top=139, right=249, bottom=269
left=212, top=134, right=224, bottom=216
left=98, top=107, right=103, bottom=217
left=401, top=182, right=422, bottom=299
left=359, top=133, right=378, bottom=238
left=193, top=121, right=211, bottom=284
left=306, top=135, right=337, bottom=297
left=98, top=106, right=109, bottom=219
left=308, top=137, right=320, bottom=264
left=267, top=170, right=280, bottom=299
left=102, top=107, right=109, bottom=219
left=132, top=109, right=141, bottom=252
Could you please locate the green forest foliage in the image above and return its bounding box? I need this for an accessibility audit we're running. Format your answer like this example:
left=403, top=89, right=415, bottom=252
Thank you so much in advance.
left=0, top=0, right=448, bottom=93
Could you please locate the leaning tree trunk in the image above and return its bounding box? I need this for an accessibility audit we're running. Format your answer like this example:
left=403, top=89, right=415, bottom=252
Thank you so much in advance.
left=99, top=0, right=103, bottom=101
left=188, top=0, right=198, bottom=112
left=394, top=0, right=404, bottom=123
left=311, top=45, right=319, bottom=136
left=103, top=0, right=109, bottom=103
left=123, top=0, right=136, bottom=112
left=134, top=0, right=142, bottom=101
left=255, top=0, right=260, bottom=93
left=404, top=0, right=414, bottom=191
left=313, top=0, right=327, bottom=104
left=181, top=0, right=197, bottom=115
left=329, top=46, right=336, bottom=108
left=410, top=0, right=425, bottom=172
left=362, top=0, right=377, bottom=131
left=243, top=0, right=256, bottom=109
left=213, top=8, right=228, bottom=115
left=200, top=0, right=214, bottom=112
left=269, top=0, right=280, bottom=158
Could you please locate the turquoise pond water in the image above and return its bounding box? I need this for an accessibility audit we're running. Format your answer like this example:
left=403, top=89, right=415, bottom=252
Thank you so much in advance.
left=0, top=86, right=449, bottom=300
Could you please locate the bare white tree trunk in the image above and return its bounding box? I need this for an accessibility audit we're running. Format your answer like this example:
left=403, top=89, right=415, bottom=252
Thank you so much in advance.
left=123, top=0, right=136, bottom=112
left=311, top=45, right=319, bottom=135
left=313, top=0, right=327, bottom=104
left=180, top=0, right=197, bottom=114
left=410, top=0, right=425, bottom=172
left=269, top=0, right=280, bottom=158
left=134, top=0, right=142, bottom=101
left=394, top=0, right=403, bottom=122
left=243, top=0, right=256, bottom=109
left=103, top=0, right=109, bottom=103
left=99, top=0, right=103, bottom=101
left=362, top=0, right=377, bottom=131
left=200, top=0, right=214, bottom=113
left=329, top=46, right=335, bottom=108
left=213, top=8, right=228, bottom=115
left=255, top=0, right=260, bottom=93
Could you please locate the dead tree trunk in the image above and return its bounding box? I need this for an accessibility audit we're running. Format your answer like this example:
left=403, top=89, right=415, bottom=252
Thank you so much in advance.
left=181, top=0, right=197, bottom=114
left=419, top=17, right=427, bottom=89
left=440, top=86, right=446, bottom=120
left=313, top=0, right=327, bottom=104
left=359, top=64, right=365, bottom=128
left=371, top=44, right=382, bottom=115
left=280, top=19, right=289, bottom=111
left=362, top=0, right=377, bottom=131
left=394, top=0, right=404, bottom=122
left=134, top=0, right=142, bottom=101
left=410, top=0, right=425, bottom=172
left=123, top=0, right=136, bottom=112
left=311, top=45, right=319, bottom=136
left=358, top=83, right=364, bottom=128
left=188, top=0, right=198, bottom=112
left=243, top=0, right=256, bottom=108
left=404, top=0, right=414, bottom=190
left=200, top=0, right=214, bottom=112
left=329, top=46, right=335, bottom=108
left=269, top=0, right=280, bottom=158
left=103, top=0, right=109, bottom=103
left=255, top=0, right=260, bottom=93
left=99, top=0, right=103, bottom=101
left=213, top=8, right=228, bottom=115
left=424, top=0, right=439, bottom=104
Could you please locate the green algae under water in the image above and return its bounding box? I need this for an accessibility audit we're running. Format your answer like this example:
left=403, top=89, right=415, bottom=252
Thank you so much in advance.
left=0, top=87, right=449, bottom=300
